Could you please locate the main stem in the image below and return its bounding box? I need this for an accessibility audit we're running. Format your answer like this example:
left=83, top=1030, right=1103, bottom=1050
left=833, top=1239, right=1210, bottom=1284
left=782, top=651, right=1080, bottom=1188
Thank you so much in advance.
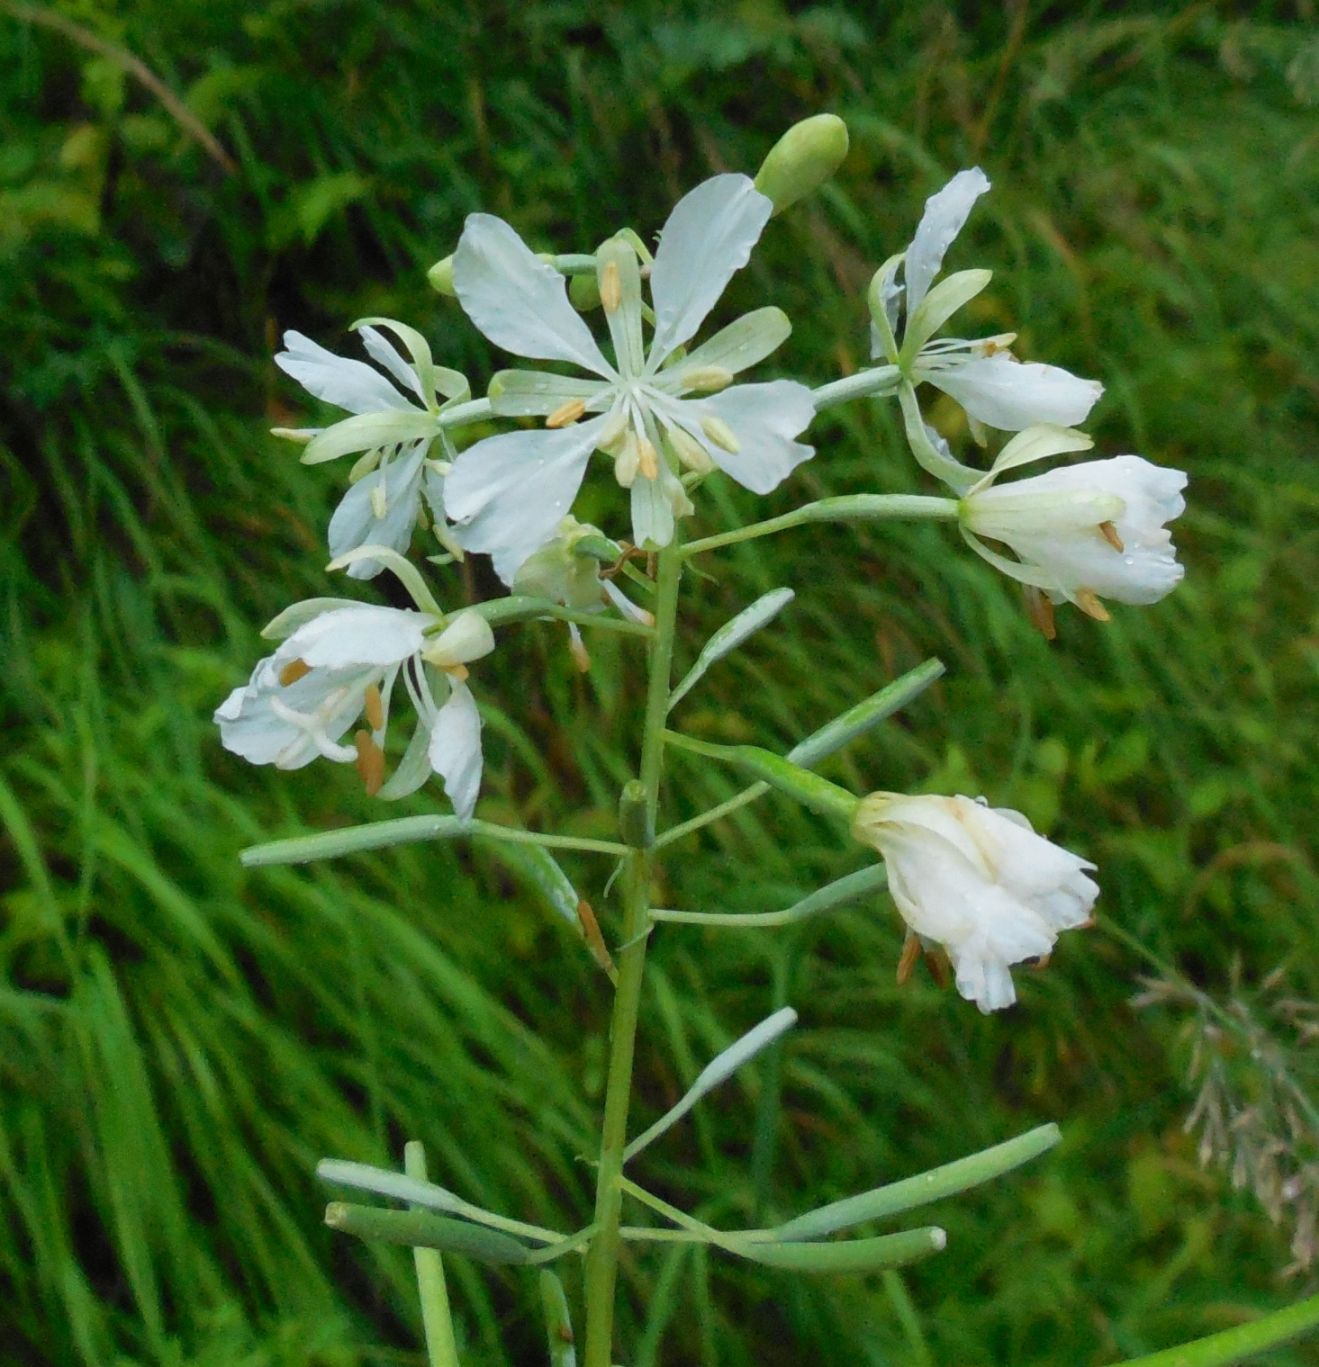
left=581, top=538, right=683, bottom=1367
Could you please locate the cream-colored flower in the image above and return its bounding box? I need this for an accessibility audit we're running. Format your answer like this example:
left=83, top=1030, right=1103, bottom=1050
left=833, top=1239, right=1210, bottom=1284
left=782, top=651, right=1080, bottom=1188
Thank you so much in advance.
left=852, top=792, right=1097, bottom=1012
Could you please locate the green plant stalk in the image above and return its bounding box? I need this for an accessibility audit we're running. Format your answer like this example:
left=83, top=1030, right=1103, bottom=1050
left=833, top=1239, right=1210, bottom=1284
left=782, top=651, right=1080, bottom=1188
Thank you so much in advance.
left=1112, top=1291, right=1319, bottom=1366
left=682, top=494, right=958, bottom=557
left=404, top=1142, right=460, bottom=1367
left=581, top=537, right=684, bottom=1367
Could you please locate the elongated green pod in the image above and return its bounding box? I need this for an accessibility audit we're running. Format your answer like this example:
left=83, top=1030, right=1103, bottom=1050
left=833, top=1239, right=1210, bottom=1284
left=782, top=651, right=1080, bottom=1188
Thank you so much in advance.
left=325, top=1202, right=532, bottom=1264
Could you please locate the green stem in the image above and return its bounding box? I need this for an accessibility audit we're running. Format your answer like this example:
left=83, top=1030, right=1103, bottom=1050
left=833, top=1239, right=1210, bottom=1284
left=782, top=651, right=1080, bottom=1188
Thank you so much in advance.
left=581, top=538, right=684, bottom=1367
left=241, top=817, right=628, bottom=869
left=405, top=1143, right=460, bottom=1367
left=682, top=494, right=958, bottom=557
left=1112, top=1293, right=1319, bottom=1366
left=654, top=781, right=770, bottom=848
left=811, top=363, right=902, bottom=410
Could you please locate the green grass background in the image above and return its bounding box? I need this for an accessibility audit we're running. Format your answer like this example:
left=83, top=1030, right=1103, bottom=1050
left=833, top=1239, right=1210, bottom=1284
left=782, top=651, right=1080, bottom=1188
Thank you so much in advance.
left=2, top=1, right=1317, bottom=1363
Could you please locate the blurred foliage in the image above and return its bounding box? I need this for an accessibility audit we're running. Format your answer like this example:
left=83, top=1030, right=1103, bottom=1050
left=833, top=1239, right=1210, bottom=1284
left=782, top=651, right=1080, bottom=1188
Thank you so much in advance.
left=1, top=0, right=1317, bottom=1363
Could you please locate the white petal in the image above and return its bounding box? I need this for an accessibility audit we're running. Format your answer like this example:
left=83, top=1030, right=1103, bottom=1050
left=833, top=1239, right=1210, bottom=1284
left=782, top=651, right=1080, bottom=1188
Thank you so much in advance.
left=428, top=681, right=483, bottom=820
left=327, top=448, right=426, bottom=579
left=972, top=455, right=1186, bottom=604
left=429, top=609, right=495, bottom=666
left=444, top=420, right=601, bottom=583
left=648, top=175, right=773, bottom=362
left=904, top=168, right=991, bottom=317
left=358, top=325, right=427, bottom=404
left=282, top=605, right=429, bottom=669
left=672, top=381, right=815, bottom=495
left=215, top=664, right=365, bottom=769
left=452, top=214, right=612, bottom=376
left=276, top=331, right=413, bottom=414
left=928, top=353, right=1103, bottom=431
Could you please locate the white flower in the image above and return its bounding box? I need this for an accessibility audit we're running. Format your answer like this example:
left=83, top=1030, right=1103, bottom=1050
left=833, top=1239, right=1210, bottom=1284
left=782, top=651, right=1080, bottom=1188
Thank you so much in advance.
left=214, top=600, right=493, bottom=818
left=960, top=429, right=1187, bottom=622
left=443, top=174, right=816, bottom=580
left=852, top=792, right=1098, bottom=1013
left=274, top=321, right=469, bottom=578
left=871, top=168, right=1103, bottom=432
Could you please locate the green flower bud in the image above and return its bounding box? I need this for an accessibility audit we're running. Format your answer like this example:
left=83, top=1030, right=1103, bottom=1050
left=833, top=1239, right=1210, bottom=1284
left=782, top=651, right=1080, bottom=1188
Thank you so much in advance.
left=754, top=114, right=849, bottom=216
left=427, top=254, right=456, bottom=296
left=569, top=271, right=602, bottom=312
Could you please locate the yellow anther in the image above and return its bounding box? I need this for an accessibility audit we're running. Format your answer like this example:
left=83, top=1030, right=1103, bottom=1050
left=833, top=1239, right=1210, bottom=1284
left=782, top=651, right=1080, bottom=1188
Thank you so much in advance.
left=1099, top=520, right=1125, bottom=552
left=369, top=483, right=388, bottom=520
left=1075, top=589, right=1112, bottom=622
left=353, top=729, right=385, bottom=796
left=699, top=416, right=740, bottom=454
left=442, top=662, right=470, bottom=682
left=278, top=658, right=311, bottom=686
left=600, top=260, right=622, bottom=313
left=681, top=365, right=734, bottom=394
left=637, top=437, right=659, bottom=480
left=546, top=397, right=587, bottom=429
left=363, top=683, right=385, bottom=731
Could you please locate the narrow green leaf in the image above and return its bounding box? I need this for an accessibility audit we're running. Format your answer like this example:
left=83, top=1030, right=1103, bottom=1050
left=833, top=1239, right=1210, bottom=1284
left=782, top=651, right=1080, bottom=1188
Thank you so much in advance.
left=668, top=587, right=794, bottom=713
left=623, top=1008, right=797, bottom=1162
left=773, top=1123, right=1061, bottom=1241
left=787, top=658, right=945, bottom=767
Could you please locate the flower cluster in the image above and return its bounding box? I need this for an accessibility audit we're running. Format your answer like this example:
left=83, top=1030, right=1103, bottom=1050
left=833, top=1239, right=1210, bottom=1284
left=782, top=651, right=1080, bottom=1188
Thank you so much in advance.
left=218, top=124, right=1190, bottom=1014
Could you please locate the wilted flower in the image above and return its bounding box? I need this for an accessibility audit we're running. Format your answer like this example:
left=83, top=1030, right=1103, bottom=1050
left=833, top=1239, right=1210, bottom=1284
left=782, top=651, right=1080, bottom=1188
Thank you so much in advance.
left=960, top=431, right=1187, bottom=625
left=443, top=174, right=815, bottom=580
left=870, top=168, right=1103, bottom=433
left=274, top=322, right=469, bottom=577
left=852, top=792, right=1098, bottom=1012
left=214, top=600, right=493, bottom=818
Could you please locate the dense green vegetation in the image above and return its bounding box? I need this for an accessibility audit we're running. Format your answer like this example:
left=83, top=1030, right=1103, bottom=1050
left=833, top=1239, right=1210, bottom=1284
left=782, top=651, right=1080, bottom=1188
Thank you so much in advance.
left=2, top=2, right=1317, bottom=1362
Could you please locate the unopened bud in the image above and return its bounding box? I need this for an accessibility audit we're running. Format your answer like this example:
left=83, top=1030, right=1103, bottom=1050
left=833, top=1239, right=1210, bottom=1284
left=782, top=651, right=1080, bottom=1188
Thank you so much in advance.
left=570, top=272, right=602, bottom=311
left=427, top=255, right=456, bottom=296
left=753, top=114, right=849, bottom=216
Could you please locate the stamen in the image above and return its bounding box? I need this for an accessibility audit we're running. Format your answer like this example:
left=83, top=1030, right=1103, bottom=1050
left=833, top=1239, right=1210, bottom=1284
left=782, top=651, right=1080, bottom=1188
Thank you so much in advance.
left=1022, top=586, right=1057, bottom=641
left=636, top=436, right=659, bottom=480
left=370, top=483, right=388, bottom=519
left=600, top=260, right=622, bottom=313
left=568, top=623, right=591, bottom=673
left=442, top=662, right=470, bottom=682
left=667, top=425, right=715, bottom=474
left=896, top=931, right=921, bottom=986
left=546, top=398, right=587, bottom=429
left=353, top=729, right=385, bottom=796
left=1099, top=520, right=1125, bottom=552
left=364, top=682, right=385, bottom=731
left=681, top=365, right=734, bottom=394
left=699, top=416, right=740, bottom=454
left=1075, top=589, right=1112, bottom=622
left=278, top=658, right=312, bottom=686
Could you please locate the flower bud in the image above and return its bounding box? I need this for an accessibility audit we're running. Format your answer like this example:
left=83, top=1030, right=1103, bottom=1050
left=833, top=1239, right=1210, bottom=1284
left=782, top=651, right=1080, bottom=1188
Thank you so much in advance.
left=427, top=255, right=456, bottom=296
left=754, top=114, right=849, bottom=216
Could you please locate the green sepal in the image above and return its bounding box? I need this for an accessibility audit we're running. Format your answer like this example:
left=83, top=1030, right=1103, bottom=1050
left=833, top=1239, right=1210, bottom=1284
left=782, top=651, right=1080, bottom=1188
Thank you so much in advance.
left=427, top=255, right=456, bottom=295
left=301, top=410, right=440, bottom=465
left=540, top=1270, right=578, bottom=1367
left=900, top=268, right=992, bottom=361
